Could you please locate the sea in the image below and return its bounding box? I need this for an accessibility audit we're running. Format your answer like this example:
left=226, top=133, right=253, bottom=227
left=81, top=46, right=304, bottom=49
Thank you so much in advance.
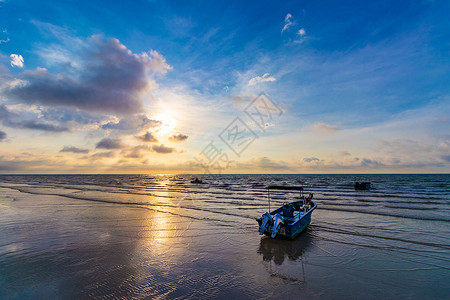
left=0, top=174, right=449, bottom=299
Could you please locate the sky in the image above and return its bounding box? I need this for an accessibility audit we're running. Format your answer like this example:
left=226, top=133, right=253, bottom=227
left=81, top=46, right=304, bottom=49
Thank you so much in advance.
left=0, top=0, right=449, bottom=174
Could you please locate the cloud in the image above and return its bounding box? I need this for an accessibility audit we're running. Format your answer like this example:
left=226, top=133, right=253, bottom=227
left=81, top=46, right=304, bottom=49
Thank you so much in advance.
left=95, top=137, right=123, bottom=149
left=248, top=73, right=276, bottom=86
left=0, top=104, right=69, bottom=132
left=441, top=155, right=450, bottom=162
left=377, top=138, right=446, bottom=168
left=60, top=146, right=89, bottom=154
left=360, top=158, right=383, bottom=167
left=136, top=131, right=158, bottom=142
left=303, top=157, right=322, bottom=163
left=312, top=122, right=340, bottom=132
left=169, top=133, right=188, bottom=142
left=230, top=95, right=248, bottom=106
left=122, top=145, right=151, bottom=158
left=0, top=160, right=22, bottom=171
left=39, top=107, right=105, bottom=128
left=0, top=36, right=9, bottom=44
left=152, top=144, right=175, bottom=154
left=294, top=28, right=307, bottom=44
left=0, top=130, right=6, bottom=141
left=18, top=120, right=69, bottom=132
left=281, top=13, right=295, bottom=33
left=10, top=54, right=24, bottom=68
left=102, top=114, right=161, bottom=130
left=4, top=35, right=172, bottom=114
left=339, top=151, right=352, bottom=156
left=236, top=157, right=289, bottom=170
left=89, top=151, right=115, bottom=159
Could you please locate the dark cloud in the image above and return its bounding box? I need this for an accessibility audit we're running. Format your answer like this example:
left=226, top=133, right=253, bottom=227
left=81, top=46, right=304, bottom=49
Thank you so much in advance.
left=441, top=155, right=450, bottom=162
left=19, top=120, right=69, bottom=132
left=40, top=107, right=104, bottom=125
left=136, top=131, right=158, bottom=142
left=0, top=157, right=48, bottom=171
left=102, top=115, right=161, bottom=130
left=303, top=157, right=322, bottom=163
left=96, top=138, right=123, bottom=149
left=0, top=130, right=6, bottom=141
left=152, top=144, right=175, bottom=154
left=339, top=151, right=351, bottom=156
left=4, top=36, right=171, bottom=115
left=360, top=158, right=384, bottom=167
left=0, top=104, right=69, bottom=132
left=0, top=160, right=22, bottom=171
left=89, top=151, right=115, bottom=159
left=169, top=133, right=188, bottom=142
left=60, top=146, right=89, bottom=154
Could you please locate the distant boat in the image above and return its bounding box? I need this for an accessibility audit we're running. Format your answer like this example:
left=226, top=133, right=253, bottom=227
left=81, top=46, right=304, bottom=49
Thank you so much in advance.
left=354, top=182, right=371, bottom=190
left=190, top=177, right=204, bottom=184
left=256, top=185, right=317, bottom=239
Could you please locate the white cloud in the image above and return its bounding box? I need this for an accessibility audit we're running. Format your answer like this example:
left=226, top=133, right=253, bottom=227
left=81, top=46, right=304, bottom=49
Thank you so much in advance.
left=146, top=50, right=173, bottom=75
left=312, top=122, right=339, bottom=132
left=1, top=29, right=9, bottom=44
left=294, top=28, right=307, bottom=44
left=248, top=73, right=276, bottom=86
left=10, top=54, right=24, bottom=68
left=281, top=13, right=295, bottom=33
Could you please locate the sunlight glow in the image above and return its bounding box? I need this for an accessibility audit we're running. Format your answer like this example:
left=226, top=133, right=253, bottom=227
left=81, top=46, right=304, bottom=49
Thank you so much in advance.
left=154, top=112, right=176, bottom=135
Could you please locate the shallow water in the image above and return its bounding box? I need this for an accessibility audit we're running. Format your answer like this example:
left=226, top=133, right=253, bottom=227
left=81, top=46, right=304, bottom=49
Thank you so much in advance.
left=0, top=174, right=449, bottom=299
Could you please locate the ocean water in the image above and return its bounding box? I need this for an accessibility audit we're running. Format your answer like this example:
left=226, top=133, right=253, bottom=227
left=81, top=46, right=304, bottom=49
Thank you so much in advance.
left=0, top=174, right=449, bottom=299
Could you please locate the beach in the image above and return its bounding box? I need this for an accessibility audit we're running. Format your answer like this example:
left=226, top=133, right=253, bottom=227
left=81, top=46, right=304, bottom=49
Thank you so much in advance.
left=0, top=174, right=449, bottom=299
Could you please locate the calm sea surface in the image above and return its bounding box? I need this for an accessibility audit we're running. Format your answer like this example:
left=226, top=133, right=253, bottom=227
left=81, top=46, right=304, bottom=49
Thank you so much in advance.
left=0, top=174, right=449, bottom=299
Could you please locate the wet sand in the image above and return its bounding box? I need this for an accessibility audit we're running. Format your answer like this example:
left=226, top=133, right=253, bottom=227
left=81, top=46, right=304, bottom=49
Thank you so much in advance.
left=0, top=174, right=449, bottom=299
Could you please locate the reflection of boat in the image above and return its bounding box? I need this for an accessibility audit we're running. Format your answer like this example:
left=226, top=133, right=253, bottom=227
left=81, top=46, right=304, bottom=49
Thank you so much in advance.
left=190, top=177, right=204, bottom=184
left=258, top=232, right=313, bottom=265
left=256, top=185, right=317, bottom=239
left=354, top=182, right=371, bottom=190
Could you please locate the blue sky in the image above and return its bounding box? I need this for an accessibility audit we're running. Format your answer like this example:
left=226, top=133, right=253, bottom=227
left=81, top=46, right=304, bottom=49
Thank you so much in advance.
left=0, top=0, right=449, bottom=173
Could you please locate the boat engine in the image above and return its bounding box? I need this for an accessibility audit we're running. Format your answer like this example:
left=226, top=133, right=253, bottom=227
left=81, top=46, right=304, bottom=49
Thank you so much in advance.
left=259, top=212, right=273, bottom=235
left=271, top=213, right=284, bottom=238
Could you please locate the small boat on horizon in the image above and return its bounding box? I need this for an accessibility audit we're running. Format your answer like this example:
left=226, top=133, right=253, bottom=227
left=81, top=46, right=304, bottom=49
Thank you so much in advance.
left=256, top=185, right=317, bottom=239
left=190, top=177, right=205, bottom=184
left=354, top=182, right=371, bottom=190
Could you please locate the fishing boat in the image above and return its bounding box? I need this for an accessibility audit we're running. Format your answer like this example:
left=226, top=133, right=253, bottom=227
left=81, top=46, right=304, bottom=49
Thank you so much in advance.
left=190, top=177, right=204, bottom=184
left=354, top=182, right=371, bottom=190
left=256, top=185, right=317, bottom=239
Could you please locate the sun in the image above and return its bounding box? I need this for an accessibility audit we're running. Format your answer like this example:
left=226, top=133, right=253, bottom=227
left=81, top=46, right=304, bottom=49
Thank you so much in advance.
left=154, top=112, right=176, bottom=135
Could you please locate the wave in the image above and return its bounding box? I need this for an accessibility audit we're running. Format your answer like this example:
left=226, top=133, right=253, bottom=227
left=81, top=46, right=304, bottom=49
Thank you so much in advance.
left=317, top=205, right=450, bottom=222
left=1, top=185, right=256, bottom=224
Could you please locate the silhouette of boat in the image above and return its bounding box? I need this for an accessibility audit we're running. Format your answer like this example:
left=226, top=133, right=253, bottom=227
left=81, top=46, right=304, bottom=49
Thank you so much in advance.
left=354, top=182, right=371, bottom=190
left=190, top=177, right=204, bottom=184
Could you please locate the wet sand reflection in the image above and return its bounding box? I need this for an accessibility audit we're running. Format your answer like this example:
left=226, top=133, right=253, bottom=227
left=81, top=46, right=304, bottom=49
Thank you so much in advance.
left=257, top=230, right=314, bottom=284
left=258, top=230, right=313, bottom=265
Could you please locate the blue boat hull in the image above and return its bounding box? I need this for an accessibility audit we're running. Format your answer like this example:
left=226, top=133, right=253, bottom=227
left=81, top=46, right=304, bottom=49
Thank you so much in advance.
left=257, top=201, right=316, bottom=239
